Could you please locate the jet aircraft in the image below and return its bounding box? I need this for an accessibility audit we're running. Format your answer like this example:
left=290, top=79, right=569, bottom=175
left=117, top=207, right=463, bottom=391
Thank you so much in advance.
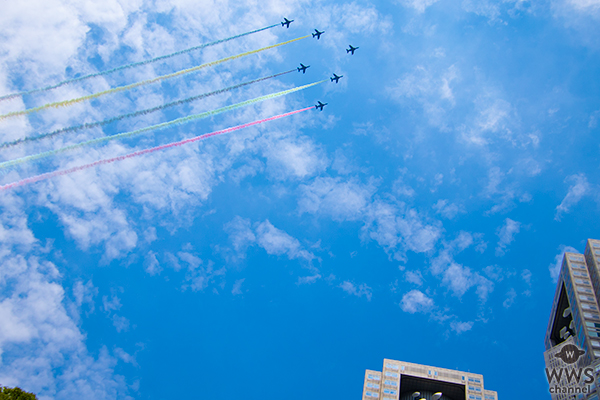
left=330, top=73, right=343, bottom=83
left=297, top=63, right=310, bottom=74
left=315, top=101, right=327, bottom=111
left=312, top=29, right=324, bottom=39
left=281, top=18, right=294, bottom=28
left=346, top=45, right=359, bottom=55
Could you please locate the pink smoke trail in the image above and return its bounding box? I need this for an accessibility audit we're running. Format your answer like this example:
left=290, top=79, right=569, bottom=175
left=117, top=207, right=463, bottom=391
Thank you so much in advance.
left=0, top=106, right=313, bottom=191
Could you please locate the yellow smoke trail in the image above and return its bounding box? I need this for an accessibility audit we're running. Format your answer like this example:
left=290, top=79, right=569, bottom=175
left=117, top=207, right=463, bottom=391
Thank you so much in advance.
left=0, top=35, right=310, bottom=121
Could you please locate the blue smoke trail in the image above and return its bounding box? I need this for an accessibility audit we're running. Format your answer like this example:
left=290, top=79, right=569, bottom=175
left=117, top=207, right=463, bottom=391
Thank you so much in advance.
left=0, top=23, right=279, bottom=102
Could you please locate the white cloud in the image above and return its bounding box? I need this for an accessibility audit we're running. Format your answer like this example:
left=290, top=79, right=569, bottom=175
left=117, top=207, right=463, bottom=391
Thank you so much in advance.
left=163, top=251, right=226, bottom=293
left=112, top=315, right=130, bottom=333
left=224, top=217, right=316, bottom=266
left=551, top=0, right=600, bottom=46
left=264, top=137, right=329, bottom=181
left=102, top=294, right=122, bottom=313
left=432, top=199, right=465, bottom=219
left=231, top=278, right=245, bottom=295
left=462, top=0, right=502, bottom=21
left=555, top=173, right=591, bottom=220
left=144, top=251, right=162, bottom=276
left=362, top=200, right=442, bottom=261
left=388, top=65, right=459, bottom=129
left=73, top=280, right=97, bottom=313
left=400, top=289, right=434, bottom=313
left=566, top=0, right=600, bottom=11
left=298, top=177, right=377, bottom=222
left=522, top=269, right=532, bottom=287
left=405, top=270, right=424, bottom=286
left=503, top=288, right=517, bottom=308
left=495, top=218, right=521, bottom=256
left=549, top=245, right=579, bottom=281
left=462, top=98, right=517, bottom=146
left=114, top=347, right=138, bottom=367
left=297, top=275, right=321, bottom=285
left=339, top=281, right=373, bottom=301
left=430, top=233, right=494, bottom=301
left=255, top=220, right=315, bottom=263
left=0, top=255, right=131, bottom=399
left=397, top=0, right=440, bottom=13
left=450, top=320, right=473, bottom=334
left=223, top=217, right=256, bottom=260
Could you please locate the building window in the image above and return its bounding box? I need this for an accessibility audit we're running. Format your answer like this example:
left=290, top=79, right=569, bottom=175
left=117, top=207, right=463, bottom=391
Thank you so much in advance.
left=385, top=372, right=399, bottom=378
left=365, top=391, right=379, bottom=398
left=384, top=380, right=398, bottom=387
left=366, top=383, right=380, bottom=389
left=585, top=312, right=600, bottom=320
left=592, top=341, right=600, bottom=348
left=367, top=374, right=380, bottom=381
left=570, top=256, right=585, bottom=262
left=385, top=364, right=399, bottom=370
left=383, top=389, right=397, bottom=395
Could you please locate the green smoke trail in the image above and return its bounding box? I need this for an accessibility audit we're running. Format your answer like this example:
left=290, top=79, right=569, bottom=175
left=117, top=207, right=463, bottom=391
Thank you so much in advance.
left=0, top=80, right=325, bottom=169
left=0, top=24, right=279, bottom=102
left=0, top=69, right=295, bottom=149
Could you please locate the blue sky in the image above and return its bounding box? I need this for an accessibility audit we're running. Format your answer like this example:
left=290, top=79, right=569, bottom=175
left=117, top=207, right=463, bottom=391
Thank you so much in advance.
left=0, top=0, right=599, bottom=399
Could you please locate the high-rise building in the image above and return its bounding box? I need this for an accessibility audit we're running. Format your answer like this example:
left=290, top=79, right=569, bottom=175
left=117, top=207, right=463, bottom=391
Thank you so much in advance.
left=544, top=239, right=600, bottom=400
left=362, top=358, right=498, bottom=400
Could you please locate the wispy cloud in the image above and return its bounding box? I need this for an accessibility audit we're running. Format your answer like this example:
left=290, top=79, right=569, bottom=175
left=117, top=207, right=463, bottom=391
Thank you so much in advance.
left=298, top=177, right=377, bottom=222
left=232, top=278, right=245, bottom=295
left=495, top=218, right=521, bottom=256
left=555, top=173, right=591, bottom=220
left=450, top=320, right=474, bottom=334
left=224, top=217, right=317, bottom=266
left=397, top=0, right=440, bottom=13
left=339, top=281, right=373, bottom=301
left=400, top=289, right=434, bottom=313
left=433, top=199, right=465, bottom=219
left=144, top=251, right=162, bottom=276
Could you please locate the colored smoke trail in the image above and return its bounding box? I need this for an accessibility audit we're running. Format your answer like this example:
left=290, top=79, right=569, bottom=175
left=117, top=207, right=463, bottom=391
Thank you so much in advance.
left=0, top=106, right=313, bottom=191
left=0, top=35, right=310, bottom=121
left=0, top=24, right=280, bottom=102
left=0, top=80, right=325, bottom=169
left=0, top=69, right=295, bottom=149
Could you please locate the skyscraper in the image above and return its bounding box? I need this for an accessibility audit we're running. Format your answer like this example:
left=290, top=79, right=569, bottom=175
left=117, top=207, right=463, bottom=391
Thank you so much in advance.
left=362, top=358, right=498, bottom=400
left=544, top=239, right=600, bottom=399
